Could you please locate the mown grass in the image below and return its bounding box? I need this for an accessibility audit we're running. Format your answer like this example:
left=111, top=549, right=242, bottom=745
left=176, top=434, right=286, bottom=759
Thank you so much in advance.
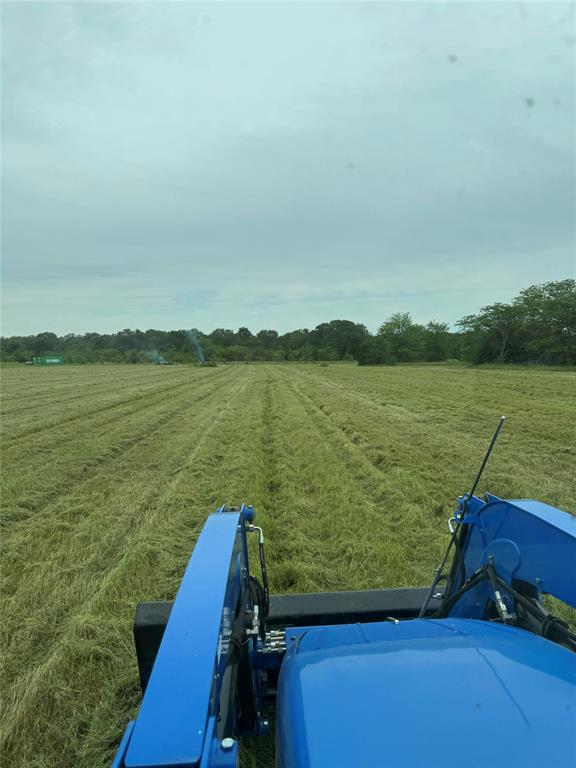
left=1, top=363, right=574, bottom=768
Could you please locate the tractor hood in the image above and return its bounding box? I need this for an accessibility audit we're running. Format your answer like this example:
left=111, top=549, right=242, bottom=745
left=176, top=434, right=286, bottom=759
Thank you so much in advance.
left=277, top=618, right=576, bottom=768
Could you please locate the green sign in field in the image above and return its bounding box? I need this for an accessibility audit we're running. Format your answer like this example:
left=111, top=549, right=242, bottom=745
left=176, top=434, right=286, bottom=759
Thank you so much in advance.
left=32, top=356, right=64, bottom=365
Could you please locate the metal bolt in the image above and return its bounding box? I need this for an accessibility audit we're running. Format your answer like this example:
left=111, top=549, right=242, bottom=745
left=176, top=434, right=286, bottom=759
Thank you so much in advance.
left=221, top=738, right=235, bottom=751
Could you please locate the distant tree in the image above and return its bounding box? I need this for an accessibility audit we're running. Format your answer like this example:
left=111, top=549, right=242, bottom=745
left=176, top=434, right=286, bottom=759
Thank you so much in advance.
left=84, top=332, right=105, bottom=350
left=0, top=336, right=34, bottom=362
left=516, top=279, right=576, bottom=364
left=457, top=281, right=576, bottom=364
left=236, top=327, right=254, bottom=346
left=256, top=330, right=279, bottom=349
left=311, top=320, right=369, bottom=358
left=33, top=332, right=60, bottom=354
left=423, top=321, right=454, bottom=361
left=458, top=303, right=525, bottom=363
left=210, top=328, right=236, bottom=347
left=221, top=345, right=249, bottom=362
left=115, top=329, right=139, bottom=352
left=314, top=346, right=339, bottom=362
left=378, top=313, right=425, bottom=362
left=280, top=330, right=311, bottom=360
left=291, top=343, right=316, bottom=362
left=355, top=335, right=394, bottom=365
left=1, top=280, right=572, bottom=366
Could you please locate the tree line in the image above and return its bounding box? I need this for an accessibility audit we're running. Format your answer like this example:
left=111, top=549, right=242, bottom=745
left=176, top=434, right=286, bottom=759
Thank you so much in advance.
left=1, top=280, right=574, bottom=366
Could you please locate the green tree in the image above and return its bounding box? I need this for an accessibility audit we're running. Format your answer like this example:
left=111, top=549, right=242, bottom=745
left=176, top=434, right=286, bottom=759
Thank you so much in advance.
left=256, top=330, right=279, bottom=350
left=236, top=327, right=254, bottom=346
left=33, top=332, right=60, bottom=354
left=378, top=313, right=425, bottom=362
left=310, top=320, right=368, bottom=359
left=355, top=335, right=394, bottom=365
left=1, top=281, right=572, bottom=366
left=458, top=303, right=525, bottom=363
left=516, top=280, right=576, bottom=364
left=209, top=329, right=236, bottom=347
left=423, top=321, right=454, bottom=361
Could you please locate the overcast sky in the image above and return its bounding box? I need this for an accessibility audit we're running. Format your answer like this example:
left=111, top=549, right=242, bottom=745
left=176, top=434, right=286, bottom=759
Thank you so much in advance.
left=2, top=2, right=575, bottom=336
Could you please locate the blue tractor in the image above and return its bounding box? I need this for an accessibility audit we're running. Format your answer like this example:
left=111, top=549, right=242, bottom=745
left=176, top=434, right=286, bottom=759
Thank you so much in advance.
left=112, top=419, right=576, bottom=767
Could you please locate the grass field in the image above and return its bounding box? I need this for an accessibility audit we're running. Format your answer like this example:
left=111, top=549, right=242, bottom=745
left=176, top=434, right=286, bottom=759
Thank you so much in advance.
left=1, top=362, right=574, bottom=768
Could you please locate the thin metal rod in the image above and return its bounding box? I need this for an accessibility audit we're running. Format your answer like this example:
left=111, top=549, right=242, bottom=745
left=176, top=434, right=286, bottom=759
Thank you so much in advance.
left=418, top=537, right=454, bottom=618
left=419, top=415, right=507, bottom=619
left=467, top=415, right=506, bottom=502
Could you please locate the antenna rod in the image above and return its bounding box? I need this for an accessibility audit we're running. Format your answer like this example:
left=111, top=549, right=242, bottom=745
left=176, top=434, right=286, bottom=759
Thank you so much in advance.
left=418, top=415, right=507, bottom=619
left=467, top=415, right=506, bottom=504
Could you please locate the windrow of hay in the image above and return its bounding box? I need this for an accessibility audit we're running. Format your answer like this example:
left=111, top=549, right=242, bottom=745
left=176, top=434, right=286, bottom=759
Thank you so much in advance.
left=1, top=363, right=574, bottom=767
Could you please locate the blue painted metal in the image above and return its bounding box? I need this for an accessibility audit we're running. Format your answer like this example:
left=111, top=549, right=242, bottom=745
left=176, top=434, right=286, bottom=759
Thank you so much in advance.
left=448, top=496, right=576, bottom=618
left=199, top=717, right=237, bottom=768
left=111, top=722, right=135, bottom=768
left=117, top=505, right=254, bottom=768
left=112, top=495, right=575, bottom=768
left=277, top=618, right=576, bottom=768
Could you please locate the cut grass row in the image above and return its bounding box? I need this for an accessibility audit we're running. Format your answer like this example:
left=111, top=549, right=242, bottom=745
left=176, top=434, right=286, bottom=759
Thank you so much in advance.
left=1, top=363, right=574, bottom=768
left=2, top=367, right=257, bottom=766
left=2, top=369, right=232, bottom=528
left=2, top=367, right=219, bottom=440
left=282, top=364, right=575, bottom=510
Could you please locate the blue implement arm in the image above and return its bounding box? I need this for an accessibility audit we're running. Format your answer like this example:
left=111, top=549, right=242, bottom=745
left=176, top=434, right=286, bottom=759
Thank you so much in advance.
left=114, top=504, right=256, bottom=768
left=447, top=495, right=576, bottom=618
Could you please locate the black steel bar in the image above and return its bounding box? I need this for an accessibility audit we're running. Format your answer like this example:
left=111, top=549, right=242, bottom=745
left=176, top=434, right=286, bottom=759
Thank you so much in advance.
left=468, top=415, right=507, bottom=502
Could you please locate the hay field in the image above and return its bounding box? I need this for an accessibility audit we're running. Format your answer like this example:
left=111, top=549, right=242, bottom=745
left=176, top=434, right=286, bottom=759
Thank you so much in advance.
left=1, top=362, right=574, bottom=767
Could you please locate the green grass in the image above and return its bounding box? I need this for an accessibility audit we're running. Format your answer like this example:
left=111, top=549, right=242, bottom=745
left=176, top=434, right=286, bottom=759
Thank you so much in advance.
left=1, top=363, right=574, bottom=767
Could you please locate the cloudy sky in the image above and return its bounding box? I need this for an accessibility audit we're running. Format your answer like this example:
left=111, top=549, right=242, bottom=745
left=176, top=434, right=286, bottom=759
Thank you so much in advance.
left=2, top=2, right=575, bottom=336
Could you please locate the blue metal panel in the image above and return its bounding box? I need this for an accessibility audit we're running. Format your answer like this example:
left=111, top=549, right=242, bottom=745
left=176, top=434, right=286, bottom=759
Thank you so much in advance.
left=450, top=497, right=576, bottom=617
left=508, top=498, right=575, bottom=534
left=112, top=723, right=135, bottom=768
left=123, top=510, right=246, bottom=768
left=277, top=618, right=576, bottom=768
left=199, top=717, right=238, bottom=768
